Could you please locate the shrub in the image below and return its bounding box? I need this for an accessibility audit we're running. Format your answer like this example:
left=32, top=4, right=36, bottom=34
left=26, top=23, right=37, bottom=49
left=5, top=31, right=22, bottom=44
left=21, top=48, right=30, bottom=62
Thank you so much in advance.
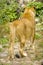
left=0, top=0, right=21, bottom=24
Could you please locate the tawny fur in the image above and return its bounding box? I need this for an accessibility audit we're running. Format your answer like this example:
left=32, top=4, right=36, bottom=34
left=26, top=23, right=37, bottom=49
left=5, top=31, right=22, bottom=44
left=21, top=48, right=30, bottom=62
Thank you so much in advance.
left=8, top=7, right=35, bottom=59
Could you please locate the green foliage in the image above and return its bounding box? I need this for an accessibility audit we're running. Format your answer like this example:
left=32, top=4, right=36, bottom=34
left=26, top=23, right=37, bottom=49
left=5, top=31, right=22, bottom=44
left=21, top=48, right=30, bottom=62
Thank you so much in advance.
left=0, top=38, right=8, bottom=44
left=0, top=0, right=21, bottom=24
left=27, top=2, right=43, bottom=17
left=0, top=1, right=43, bottom=24
left=35, top=33, right=42, bottom=39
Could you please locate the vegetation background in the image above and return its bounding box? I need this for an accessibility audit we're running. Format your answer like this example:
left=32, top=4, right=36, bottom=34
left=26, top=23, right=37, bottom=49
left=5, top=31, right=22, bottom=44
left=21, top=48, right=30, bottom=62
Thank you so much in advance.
left=0, top=0, right=43, bottom=65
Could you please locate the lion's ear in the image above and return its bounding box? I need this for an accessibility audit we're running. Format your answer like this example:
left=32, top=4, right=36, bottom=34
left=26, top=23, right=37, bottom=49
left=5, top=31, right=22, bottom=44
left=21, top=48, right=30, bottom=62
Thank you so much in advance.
left=30, top=7, right=35, bottom=12
left=24, top=7, right=29, bottom=13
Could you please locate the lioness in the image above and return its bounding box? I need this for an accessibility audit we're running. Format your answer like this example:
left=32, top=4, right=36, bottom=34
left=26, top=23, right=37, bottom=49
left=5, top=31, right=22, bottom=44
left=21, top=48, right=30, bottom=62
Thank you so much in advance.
left=8, top=7, right=35, bottom=59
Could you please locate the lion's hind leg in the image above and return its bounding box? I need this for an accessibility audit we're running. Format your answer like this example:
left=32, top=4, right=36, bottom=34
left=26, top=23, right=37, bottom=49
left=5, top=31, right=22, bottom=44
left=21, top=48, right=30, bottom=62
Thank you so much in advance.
left=8, top=24, right=16, bottom=60
left=19, top=35, right=27, bottom=57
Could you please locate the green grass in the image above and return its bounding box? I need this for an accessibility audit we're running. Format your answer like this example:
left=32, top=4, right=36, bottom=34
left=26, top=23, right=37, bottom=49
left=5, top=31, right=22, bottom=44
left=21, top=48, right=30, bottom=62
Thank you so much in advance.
left=0, top=48, right=3, bottom=52
left=0, top=38, right=8, bottom=45
left=35, top=33, right=42, bottom=39
left=38, top=42, right=43, bottom=48
left=0, top=63, right=11, bottom=65
left=35, top=53, right=43, bottom=60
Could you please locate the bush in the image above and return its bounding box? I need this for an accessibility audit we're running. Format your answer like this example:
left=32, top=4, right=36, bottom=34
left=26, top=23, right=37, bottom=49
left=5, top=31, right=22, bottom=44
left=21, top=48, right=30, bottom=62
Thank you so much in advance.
left=0, top=0, right=21, bottom=24
left=0, top=1, right=43, bottom=24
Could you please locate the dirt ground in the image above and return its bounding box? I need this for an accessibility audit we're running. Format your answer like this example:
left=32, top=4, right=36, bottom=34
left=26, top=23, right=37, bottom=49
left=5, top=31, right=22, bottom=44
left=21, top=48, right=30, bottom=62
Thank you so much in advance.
left=0, top=31, right=43, bottom=65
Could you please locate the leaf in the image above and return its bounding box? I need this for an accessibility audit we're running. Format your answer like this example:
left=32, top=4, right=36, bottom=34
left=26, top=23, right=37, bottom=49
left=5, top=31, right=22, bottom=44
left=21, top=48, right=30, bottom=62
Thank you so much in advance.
left=35, top=33, right=42, bottom=39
